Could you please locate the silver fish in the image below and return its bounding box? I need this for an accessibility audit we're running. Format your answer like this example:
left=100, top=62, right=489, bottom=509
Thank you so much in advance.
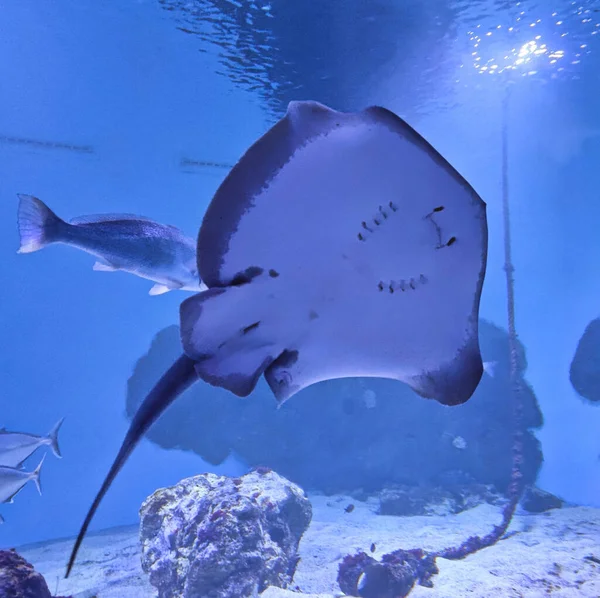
left=16, top=195, right=207, bottom=296
left=0, top=455, right=44, bottom=504
left=0, top=418, right=64, bottom=468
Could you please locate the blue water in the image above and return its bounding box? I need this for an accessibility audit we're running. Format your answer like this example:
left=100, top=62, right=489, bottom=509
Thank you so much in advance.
left=1, top=0, right=599, bottom=571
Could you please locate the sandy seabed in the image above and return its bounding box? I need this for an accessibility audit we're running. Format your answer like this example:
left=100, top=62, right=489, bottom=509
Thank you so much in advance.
left=15, top=494, right=600, bottom=598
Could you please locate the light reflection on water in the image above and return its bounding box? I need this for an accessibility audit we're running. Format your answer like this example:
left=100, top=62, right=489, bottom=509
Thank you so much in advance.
left=158, top=0, right=600, bottom=119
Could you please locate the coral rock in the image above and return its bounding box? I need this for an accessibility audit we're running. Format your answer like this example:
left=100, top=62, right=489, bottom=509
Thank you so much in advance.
left=261, top=590, right=335, bottom=598
left=521, top=486, right=564, bottom=513
left=139, top=470, right=312, bottom=598
left=0, top=549, right=70, bottom=598
left=378, top=483, right=502, bottom=517
left=570, top=317, right=600, bottom=403
left=337, top=548, right=438, bottom=598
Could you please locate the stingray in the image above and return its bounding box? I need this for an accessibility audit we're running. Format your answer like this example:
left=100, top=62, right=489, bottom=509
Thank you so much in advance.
left=65, top=100, right=488, bottom=576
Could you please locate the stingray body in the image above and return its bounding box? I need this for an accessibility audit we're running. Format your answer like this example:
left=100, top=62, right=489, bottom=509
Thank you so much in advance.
left=66, top=101, right=488, bottom=576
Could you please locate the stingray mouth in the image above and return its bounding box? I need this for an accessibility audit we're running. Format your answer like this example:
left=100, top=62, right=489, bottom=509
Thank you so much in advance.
left=424, top=205, right=459, bottom=250
left=270, top=368, right=293, bottom=388
left=263, top=349, right=301, bottom=403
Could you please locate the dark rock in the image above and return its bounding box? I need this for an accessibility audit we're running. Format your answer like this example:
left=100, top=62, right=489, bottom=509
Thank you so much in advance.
left=378, top=483, right=503, bottom=517
left=0, top=549, right=70, bottom=598
left=139, top=470, right=312, bottom=598
left=570, top=318, right=600, bottom=403
left=521, top=486, right=564, bottom=513
left=348, top=488, right=370, bottom=503
left=126, top=320, right=543, bottom=496
left=338, top=548, right=438, bottom=598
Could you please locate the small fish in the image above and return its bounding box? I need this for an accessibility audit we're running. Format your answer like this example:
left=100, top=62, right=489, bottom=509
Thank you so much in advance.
left=452, top=435, right=467, bottom=450
left=0, top=456, right=44, bottom=504
left=370, top=542, right=376, bottom=553
left=0, top=418, right=64, bottom=469
left=16, top=195, right=207, bottom=296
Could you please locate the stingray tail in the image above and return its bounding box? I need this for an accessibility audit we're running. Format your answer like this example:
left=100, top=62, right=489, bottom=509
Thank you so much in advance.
left=17, top=194, right=67, bottom=253
left=47, top=417, right=65, bottom=458
left=65, top=354, right=198, bottom=579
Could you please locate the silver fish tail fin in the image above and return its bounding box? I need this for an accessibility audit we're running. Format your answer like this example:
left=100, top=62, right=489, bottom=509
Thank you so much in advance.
left=65, top=354, right=198, bottom=579
left=32, top=453, right=45, bottom=496
left=16, top=194, right=67, bottom=253
left=47, top=417, right=65, bottom=458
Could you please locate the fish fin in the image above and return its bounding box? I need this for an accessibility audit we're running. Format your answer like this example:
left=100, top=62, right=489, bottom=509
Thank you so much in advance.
left=3, top=455, right=47, bottom=502
left=70, top=213, right=158, bottom=224
left=17, top=194, right=66, bottom=253
left=149, top=284, right=172, bottom=296
left=47, top=417, right=64, bottom=458
left=483, top=360, right=497, bottom=378
left=32, top=454, right=45, bottom=496
left=65, top=355, right=198, bottom=578
left=93, top=261, right=118, bottom=272
left=180, top=287, right=278, bottom=397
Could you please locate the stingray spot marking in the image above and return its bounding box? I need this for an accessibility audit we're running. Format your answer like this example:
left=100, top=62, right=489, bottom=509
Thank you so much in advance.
left=230, top=266, right=264, bottom=286
left=242, top=321, right=260, bottom=335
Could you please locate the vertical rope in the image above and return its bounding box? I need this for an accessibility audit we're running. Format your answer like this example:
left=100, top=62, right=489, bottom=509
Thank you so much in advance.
left=500, top=83, right=525, bottom=522
left=436, top=85, right=524, bottom=560
left=338, top=87, right=529, bottom=595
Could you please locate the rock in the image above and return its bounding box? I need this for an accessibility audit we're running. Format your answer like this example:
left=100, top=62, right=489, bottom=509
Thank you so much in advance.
left=521, top=486, right=564, bottom=513
left=0, top=549, right=70, bottom=598
left=140, top=469, right=312, bottom=598
left=126, top=320, right=543, bottom=496
left=261, top=589, right=337, bottom=598
left=337, top=549, right=439, bottom=598
left=570, top=317, right=600, bottom=403
left=378, top=483, right=503, bottom=517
